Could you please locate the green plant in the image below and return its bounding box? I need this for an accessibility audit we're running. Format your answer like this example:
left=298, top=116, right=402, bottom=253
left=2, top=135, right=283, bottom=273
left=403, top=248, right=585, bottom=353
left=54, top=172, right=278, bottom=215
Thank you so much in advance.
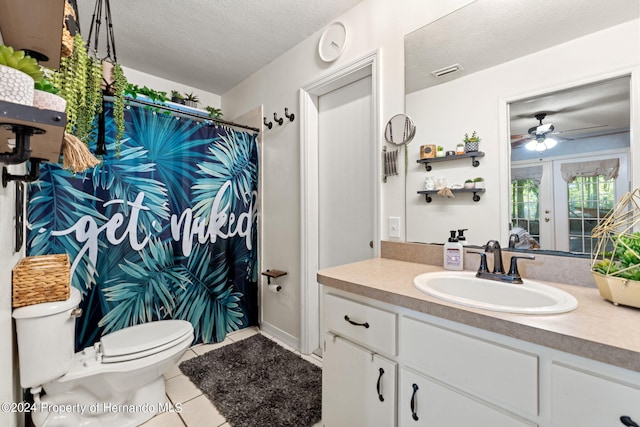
left=125, top=84, right=169, bottom=103
left=51, top=34, right=103, bottom=144
left=184, top=92, right=199, bottom=103
left=0, top=45, right=43, bottom=82
left=34, top=77, right=60, bottom=95
left=437, top=145, right=444, bottom=151
left=170, top=90, right=184, bottom=100
left=593, top=232, right=640, bottom=281
left=473, top=177, right=484, bottom=182
left=464, top=131, right=481, bottom=143
left=465, top=179, right=473, bottom=183
left=205, top=106, right=223, bottom=119
left=111, top=62, right=128, bottom=155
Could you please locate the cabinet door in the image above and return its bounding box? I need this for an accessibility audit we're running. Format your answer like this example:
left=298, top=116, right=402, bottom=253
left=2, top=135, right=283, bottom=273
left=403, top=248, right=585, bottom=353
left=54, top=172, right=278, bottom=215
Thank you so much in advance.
left=551, top=363, right=640, bottom=427
left=398, top=368, right=535, bottom=427
left=323, top=333, right=396, bottom=427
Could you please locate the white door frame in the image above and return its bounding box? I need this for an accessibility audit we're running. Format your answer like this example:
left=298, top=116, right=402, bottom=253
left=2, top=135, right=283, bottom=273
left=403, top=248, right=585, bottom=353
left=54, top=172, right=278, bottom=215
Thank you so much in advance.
left=299, top=51, right=380, bottom=355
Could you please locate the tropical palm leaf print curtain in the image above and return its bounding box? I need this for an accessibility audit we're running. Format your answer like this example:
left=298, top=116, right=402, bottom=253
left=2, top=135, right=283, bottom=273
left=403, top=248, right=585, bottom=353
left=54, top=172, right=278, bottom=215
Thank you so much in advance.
left=27, top=102, right=259, bottom=350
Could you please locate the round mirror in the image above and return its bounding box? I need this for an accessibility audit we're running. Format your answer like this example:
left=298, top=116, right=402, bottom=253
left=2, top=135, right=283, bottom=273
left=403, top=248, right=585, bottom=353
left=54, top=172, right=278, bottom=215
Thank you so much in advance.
left=384, top=114, right=416, bottom=146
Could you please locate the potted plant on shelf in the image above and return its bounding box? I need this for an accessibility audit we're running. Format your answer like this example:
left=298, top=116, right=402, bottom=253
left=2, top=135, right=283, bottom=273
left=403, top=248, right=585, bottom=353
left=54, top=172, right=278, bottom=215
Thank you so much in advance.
left=170, top=90, right=185, bottom=104
left=33, top=76, right=66, bottom=112
left=464, top=131, right=481, bottom=152
left=463, top=179, right=475, bottom=189
left=436, top=145, right=445, bottom=157
left=184, top=92, right=199, bottom=108
left=205, top=106, right=223, bottom=119
left=473, top=177, right=485, bottom=189
left=591, top=188, right=640, bottom=308
left=456, top=142, right=465, bottom=154
left=0, top=44, right=44, bottom=106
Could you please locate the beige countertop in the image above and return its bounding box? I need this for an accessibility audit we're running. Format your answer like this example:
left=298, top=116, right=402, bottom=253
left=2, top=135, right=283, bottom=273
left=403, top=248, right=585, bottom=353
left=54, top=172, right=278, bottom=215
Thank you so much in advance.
left=318, top=257, right=640, bottom=373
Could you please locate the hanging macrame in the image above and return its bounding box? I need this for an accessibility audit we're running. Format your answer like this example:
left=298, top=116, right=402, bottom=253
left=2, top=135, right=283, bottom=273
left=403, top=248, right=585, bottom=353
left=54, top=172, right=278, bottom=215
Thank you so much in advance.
left=86, top=0, right=128, bottom=155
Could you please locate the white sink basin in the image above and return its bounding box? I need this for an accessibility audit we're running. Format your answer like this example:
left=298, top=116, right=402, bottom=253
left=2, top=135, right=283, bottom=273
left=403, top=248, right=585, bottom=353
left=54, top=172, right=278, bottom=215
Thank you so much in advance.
left=413, top=271, right=578, bottom=314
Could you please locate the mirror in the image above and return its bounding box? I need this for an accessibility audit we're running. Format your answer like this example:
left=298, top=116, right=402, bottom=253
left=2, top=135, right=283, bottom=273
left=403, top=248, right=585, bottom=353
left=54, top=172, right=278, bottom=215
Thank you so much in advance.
left=385, top=114, right=416, bottom=146
left=404, top=0, right=639, bottom=255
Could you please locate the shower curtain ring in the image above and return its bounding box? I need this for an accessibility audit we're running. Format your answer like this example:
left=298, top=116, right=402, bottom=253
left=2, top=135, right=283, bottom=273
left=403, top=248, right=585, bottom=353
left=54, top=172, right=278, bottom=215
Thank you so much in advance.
left=273, top=112, right=284, bottom=126
left=263, top=117, right=273, bottom=129
left=284, top=108, right=295, bottom=122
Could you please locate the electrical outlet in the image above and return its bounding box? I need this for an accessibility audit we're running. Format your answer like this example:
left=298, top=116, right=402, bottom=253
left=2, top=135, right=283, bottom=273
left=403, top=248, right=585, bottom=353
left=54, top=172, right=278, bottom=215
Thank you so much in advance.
left=388, top=217, right=401, bottom=238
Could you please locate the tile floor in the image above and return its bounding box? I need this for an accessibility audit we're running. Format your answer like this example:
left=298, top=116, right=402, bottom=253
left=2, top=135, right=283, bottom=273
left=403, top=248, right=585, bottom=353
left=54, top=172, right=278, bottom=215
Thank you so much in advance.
left=142, top=327, right=323, bottom=427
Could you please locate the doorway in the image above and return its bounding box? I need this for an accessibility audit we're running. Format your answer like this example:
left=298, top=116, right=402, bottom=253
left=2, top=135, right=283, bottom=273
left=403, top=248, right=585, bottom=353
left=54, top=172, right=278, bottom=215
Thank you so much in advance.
left=300, top=53, right=379, bottom=355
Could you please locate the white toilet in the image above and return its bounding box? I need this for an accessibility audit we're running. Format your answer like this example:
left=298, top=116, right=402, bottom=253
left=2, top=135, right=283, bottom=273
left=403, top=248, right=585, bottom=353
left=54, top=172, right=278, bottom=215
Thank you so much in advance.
left=12, top=287, right=194, bottom=427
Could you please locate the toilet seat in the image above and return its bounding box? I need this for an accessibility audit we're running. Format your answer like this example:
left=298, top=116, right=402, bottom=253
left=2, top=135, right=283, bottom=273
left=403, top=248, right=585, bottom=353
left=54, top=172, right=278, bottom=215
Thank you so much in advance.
left=100, top=320, right=193, bottom=363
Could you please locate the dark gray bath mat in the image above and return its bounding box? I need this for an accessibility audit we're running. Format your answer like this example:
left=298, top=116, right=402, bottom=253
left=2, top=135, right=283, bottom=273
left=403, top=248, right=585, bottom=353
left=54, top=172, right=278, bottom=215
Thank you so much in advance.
left=179, top=333, right=322, bottom=427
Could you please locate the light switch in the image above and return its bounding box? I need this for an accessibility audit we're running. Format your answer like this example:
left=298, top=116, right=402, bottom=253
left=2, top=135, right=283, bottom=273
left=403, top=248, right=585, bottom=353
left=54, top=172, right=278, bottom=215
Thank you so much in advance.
left=388, top=217, right=401, bottom=238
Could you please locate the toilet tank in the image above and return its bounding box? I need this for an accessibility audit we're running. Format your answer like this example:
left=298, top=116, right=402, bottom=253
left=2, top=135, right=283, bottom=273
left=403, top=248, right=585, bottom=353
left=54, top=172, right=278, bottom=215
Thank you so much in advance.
left=12, top=287, right=82, bottom=389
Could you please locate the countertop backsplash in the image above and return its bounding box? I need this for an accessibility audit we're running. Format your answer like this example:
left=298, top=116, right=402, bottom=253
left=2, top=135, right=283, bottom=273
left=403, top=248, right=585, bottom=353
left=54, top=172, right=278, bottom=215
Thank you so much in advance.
left=381, top=241, right=595, bottom=288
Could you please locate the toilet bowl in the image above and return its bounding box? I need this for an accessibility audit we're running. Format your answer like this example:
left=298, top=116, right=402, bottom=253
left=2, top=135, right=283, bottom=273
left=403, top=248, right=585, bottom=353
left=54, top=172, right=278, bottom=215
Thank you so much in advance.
left=13, top=287, right=194, bottom=427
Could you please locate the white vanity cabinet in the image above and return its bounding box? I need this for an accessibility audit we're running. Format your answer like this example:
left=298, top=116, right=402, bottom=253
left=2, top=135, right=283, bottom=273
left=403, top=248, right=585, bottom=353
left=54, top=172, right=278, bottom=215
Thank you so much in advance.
left=322, top=293, right=398, bottom=426
left=323, top=333, right=397, bottom=427
left=550, top=362, right=640, bottom=427
left=398, top=367, right=534, bottom=426
left=321, top=287, right=640, bottom=427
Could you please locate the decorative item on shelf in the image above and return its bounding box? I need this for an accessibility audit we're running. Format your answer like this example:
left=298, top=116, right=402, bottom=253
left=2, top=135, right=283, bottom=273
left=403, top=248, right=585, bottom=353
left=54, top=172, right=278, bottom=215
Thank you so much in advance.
left=0, top=45, right=44, bottom=106
left=473, top=177, right=485, bottom=189
left=12, top=254, right=71, bottom=308
left=420, top=144, right=436, bottom=159
left=591, top=188, right=640, bottom=309
left=463, top=179, right=474, bottom=189
left=183, top=92, right=199, bottom=108
left=205, top=106, right=223, bottom=119
left=436, top=145, right=445, bottom=157
left=170, top=90, right=185, bottom=104
left=424, top=176, right=435, bottom=190
left=456, top=142, right=465, bottom=154
left=464, top=130, right=481, bottom=152
left=445, top=150, right=455, bottom=156
left=33, top=77, right=66, bottom=112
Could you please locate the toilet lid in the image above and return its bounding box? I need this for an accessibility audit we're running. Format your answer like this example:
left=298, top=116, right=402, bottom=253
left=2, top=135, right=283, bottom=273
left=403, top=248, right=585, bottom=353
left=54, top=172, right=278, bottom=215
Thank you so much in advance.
left=100, top=320, right=193, bottom=363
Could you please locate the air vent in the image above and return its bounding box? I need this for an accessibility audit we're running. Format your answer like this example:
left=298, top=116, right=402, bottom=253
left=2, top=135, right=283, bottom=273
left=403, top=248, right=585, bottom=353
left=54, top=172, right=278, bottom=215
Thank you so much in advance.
left=431, top=64, right=463, bottom=78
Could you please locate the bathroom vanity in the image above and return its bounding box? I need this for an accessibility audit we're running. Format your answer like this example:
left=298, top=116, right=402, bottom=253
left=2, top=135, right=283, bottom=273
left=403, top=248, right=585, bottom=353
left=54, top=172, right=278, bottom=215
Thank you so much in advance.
left=318, top=257, right=640, bottom=427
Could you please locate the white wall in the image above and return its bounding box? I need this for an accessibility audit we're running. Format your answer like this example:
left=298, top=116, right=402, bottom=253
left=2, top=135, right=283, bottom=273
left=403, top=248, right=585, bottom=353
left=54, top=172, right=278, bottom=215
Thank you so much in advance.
left=221, top=0, right=475, bottom=346
left=405, top=20, right=639, bottom=246
left=122, top=66, right=221, bottom=109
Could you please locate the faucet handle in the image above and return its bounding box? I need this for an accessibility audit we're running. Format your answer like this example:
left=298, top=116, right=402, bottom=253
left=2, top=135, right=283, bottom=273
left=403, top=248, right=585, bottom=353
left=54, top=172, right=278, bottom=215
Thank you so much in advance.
left=507, top=255, right=535, bottom=283
left=468, top=251, right=489, bottom=273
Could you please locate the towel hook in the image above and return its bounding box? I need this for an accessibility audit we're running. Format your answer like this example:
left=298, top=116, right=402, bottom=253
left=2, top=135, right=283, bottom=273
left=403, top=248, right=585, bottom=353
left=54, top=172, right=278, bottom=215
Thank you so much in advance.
left=284, top=108, right=295, bottom=122
left=263, top=117, right=273, bottom=129
left=273, top=112, right=284, bottom=126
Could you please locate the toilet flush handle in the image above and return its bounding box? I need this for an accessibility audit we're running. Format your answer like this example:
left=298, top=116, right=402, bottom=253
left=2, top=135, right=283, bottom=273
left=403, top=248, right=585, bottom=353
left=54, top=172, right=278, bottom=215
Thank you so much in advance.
left=70, top=308, right=83, bottom=318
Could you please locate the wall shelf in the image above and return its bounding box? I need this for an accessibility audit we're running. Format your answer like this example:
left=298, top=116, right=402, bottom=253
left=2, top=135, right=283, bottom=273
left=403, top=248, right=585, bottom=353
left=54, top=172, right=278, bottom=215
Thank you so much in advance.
left=417, top=151, right=485, bottom=171
left=0, top=100, right=66, bottom=164
left=0, top=0, right=66, bottom=69
left=417, top=188, right=485, bottom=203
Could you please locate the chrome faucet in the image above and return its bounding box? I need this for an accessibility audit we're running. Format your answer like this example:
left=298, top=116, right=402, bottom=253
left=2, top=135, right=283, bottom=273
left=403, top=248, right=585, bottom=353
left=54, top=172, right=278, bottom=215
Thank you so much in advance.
left=469, top=240, right=535, bottom=284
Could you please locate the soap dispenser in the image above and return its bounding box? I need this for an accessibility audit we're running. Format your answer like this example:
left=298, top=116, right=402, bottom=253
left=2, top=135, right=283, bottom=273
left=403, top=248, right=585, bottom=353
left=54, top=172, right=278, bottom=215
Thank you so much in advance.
left=457, top=228, right=468, bottom=245
left=444, top=230, right=464, bottom=271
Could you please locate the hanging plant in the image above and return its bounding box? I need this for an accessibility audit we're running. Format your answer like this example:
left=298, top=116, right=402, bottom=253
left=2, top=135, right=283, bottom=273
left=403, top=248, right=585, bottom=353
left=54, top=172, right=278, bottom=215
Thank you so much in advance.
left=50, top=33, right=102, bottom=144
left=111, top=62, right=128, bottom=155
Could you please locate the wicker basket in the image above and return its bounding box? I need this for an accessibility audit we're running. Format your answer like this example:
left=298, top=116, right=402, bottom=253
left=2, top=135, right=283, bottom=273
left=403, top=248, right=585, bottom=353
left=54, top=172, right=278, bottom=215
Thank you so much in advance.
left=12, top=254, right=71, bottom=308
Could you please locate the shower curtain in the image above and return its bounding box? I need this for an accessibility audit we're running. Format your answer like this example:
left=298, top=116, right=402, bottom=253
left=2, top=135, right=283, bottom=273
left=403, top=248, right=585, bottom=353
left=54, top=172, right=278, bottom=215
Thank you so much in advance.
left=27, top=102, right=259, bottom=350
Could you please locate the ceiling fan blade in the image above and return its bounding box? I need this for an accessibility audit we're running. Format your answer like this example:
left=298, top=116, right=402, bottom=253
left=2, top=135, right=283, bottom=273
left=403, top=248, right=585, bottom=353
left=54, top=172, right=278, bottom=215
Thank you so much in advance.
left=510, top=137, right=532, bottom=147
left=554, top=124, right=608, bottom=134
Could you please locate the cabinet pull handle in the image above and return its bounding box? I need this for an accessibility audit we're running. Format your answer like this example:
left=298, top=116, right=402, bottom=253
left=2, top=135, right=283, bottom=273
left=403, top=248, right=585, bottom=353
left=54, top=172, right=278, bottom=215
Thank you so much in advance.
left=410, top=383, right=419, bottom=421
left=344, top=315, right=369, bottom=328
left=376, top=368, right=385, bottom=401
left=621, top=416, right=640, bottom=427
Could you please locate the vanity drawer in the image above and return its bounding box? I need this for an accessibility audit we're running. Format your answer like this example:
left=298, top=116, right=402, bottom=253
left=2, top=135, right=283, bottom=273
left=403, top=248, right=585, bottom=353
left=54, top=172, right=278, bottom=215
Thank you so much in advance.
left=324, top=293, right=396, bottom=355
left=551, top=362, right=640, bottom=427
left=399, top=316, right=538, bottom=416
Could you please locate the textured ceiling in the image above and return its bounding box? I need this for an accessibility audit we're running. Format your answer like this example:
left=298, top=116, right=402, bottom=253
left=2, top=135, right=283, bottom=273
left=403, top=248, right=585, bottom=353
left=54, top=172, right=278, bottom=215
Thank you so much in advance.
left=405, top=0, right=639, bottom=94
left=77, top=0, right=364, bottom=95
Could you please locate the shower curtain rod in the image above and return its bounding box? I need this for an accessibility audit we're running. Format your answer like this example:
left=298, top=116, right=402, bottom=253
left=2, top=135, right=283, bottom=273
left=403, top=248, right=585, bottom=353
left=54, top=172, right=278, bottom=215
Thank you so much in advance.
left=103, top=96, right=261, bottom=134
